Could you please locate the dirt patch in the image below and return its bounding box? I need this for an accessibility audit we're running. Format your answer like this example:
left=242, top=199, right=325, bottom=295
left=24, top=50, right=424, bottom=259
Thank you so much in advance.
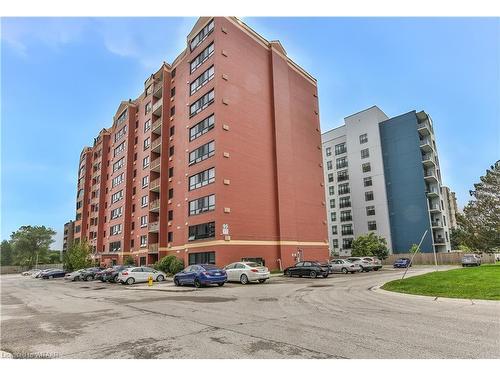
left=258, top=297, right=278, bottom=302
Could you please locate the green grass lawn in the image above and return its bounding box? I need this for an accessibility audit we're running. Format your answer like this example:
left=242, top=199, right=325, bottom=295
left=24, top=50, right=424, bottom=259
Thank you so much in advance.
left=382, top=264, right=500, bottom=300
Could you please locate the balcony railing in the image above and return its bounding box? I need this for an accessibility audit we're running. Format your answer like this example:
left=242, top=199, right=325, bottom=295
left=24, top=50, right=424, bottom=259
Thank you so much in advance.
left=339, top=203, right=351, bottom=209
left=420, top=138, right=433, bottom=149
left=152, top=100, right=162, bottom=115
left=151, top=137, right=161, bottom=152
left=150, top=178, right=160, bottom=191
left=153, top=83, right=163, bottom=98
left=148, top=243, right=159, bottom=253
left=341, top=231, right=354, bottom=236
left=434, top=238, right=445, bottom=244
left=149, top=221, right=159, bottom=232
left=340, top=216, right=353, bottom=222
left=152, top=117, right=162, bottom=134
left=150, top=158, right=161, bottom=171
left=149, top=199, right=160, bottom=211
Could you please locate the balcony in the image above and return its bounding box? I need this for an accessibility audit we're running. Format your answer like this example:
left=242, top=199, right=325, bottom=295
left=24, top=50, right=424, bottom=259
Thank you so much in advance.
left=417, top=120, right=432, bottom=136
left=422, top=153, right=436, bottom=167
left=152, top=100, right=162, bottom=116
left=149, top=199, right=160, bottom=212
left=150, top=178, right=160, bottom=192
left=149, top=221, right=159, bottom=233
left=153, top=83, right=163, bottom=99
left=419, top=138, right=433, bottom=152
left=148, top=243, right=159, bottom=253
left=426, top=187, right=440, bottom=198
left=151, top=137, right=161, bottom=153
left=428, top=203, right=441, bottom=213
left=433, top=238, right=446, bottom=245
left=424, top=169, right=438, bottom=183
left=150, top=158, right=161, bottom=172
left=152, top=117, right=162, bottom=135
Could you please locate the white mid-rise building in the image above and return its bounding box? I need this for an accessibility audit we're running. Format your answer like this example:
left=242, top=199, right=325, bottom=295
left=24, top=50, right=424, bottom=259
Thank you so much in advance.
left=322, top=106, right=452, bottom=256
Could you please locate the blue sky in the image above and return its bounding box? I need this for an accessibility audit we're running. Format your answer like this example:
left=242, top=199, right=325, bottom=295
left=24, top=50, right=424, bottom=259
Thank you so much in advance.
left=1, top=17, right=499, bottom=249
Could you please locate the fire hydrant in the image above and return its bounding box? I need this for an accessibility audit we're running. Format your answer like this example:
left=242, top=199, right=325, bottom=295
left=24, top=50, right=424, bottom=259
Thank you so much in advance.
left=148, top=275, right=153, bottom=287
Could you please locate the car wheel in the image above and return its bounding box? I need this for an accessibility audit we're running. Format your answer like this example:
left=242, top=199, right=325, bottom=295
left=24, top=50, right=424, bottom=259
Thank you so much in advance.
left=174, top=278, right=180, bottom=286
left=240, top=274, right=249, bottom=285
left=113, top=275, right=119, bottom=283
left=310, top=271, right=317, bottom=278
left=126, top=278, right=135, bottom=285
left=194, top=278, right=202, bottom=288
left=75, top=276, right=80, bottom=281
left=218, top=282, right=225, bottom=287
left=156, top=275, right=164, bottom=282
left=285, top=270, right=292, bottom=277
left=374, top=268, right=379, bottom=271
left=48, top=275, right=53, bottom=279
left=323, top=273, right=329, bottom=278
left=341, top=267, right=348, bottom=274
left=359, top=267, right=364, bottom=272
left=86, top=275, right=93, bottom=281
left=258, top=279, right=266, bottom=283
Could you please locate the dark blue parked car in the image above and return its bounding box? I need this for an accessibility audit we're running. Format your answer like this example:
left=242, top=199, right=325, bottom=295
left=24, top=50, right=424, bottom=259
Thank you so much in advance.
left=393, top=258, right=412, bottom=268
left=41, top=269, right=67, bottom=279
left=174, top=264, right=227, bottom=288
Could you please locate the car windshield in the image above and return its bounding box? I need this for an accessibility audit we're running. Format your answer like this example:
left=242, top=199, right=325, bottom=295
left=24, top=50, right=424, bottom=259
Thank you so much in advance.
left=244, top=262, right=261, bottom=267
left=201, top=264, right=218, bottom=270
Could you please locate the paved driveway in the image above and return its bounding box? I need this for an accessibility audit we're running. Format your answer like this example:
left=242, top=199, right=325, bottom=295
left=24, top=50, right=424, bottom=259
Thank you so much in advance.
left=1, top=266, right=499, bottom=358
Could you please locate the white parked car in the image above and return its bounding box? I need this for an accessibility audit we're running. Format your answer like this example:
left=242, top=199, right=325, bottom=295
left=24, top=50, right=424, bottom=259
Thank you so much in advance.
left=329, top=259, right=361, bottom=274
left=21, top=269, right=41, bottom=276
left=117, top=266, right=166, bottom=285
left=64, top=269, right=85, bottom=281
left=346, top=257, right=373, bottom=272
left=224, top=262, right=270, bottom=284
left=362, top=257, right=382, bottom=271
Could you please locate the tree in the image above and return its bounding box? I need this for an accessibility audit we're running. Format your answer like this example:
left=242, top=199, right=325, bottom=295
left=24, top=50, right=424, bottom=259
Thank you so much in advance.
left=409, top=244, right=420, bottom=254
left=0, top=240, right=14, bottom=266
left=351, top=232, right=389, bottom=260
left=10, top=226, right=56, bottom=267
left=458, top=161, right=500, bottom=253
left=156, top=255, right=176, bottom=274
left=124, top=255, right=135, bottom=266
left=169, top=258, right=184, bottom=274
left=63, top=241, right=92, bottom=271
left=450, top=226, right=469, bottom=250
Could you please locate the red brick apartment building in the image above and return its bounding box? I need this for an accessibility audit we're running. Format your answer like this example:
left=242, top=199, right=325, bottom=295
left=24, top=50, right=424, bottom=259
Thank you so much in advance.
left=72, top=17, right=328, bottom=270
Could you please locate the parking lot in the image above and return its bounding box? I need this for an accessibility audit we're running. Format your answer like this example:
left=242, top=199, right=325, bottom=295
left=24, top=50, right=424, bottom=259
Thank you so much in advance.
left=1, top=266, right=499, bottom=359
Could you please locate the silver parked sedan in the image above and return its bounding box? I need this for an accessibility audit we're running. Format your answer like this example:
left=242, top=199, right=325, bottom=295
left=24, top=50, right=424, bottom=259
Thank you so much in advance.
left=224, top=262, right=270, bottom=284
left=330, top=259, right=361, bottom=274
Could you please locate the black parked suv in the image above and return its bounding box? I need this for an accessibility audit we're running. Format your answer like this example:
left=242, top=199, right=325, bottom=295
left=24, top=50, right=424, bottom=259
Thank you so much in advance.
left=102, top=265, right=131, bottom=283
left=284, top=261, right=330, bottom=278
left=80, top=267, right=105, bottom=281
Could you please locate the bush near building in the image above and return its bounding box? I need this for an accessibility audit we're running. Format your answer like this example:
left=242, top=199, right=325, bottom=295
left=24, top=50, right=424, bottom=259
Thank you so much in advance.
left=155, top=255, right=184, bottom=275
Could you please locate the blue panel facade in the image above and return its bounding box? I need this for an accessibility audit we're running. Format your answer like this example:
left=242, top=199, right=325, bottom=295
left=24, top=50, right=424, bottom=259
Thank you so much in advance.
left=379, top=111, right=433, bottom=253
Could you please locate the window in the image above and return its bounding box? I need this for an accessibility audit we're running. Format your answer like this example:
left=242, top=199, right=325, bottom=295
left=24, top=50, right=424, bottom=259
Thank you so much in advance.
left=171, top=68, right=176, bottom=78
left=170, top=87, right=176, bottom=97
left=191, top=42, right=214, bottom=73
left=189, top=251, right=215, bottom=265
left=326, top=161, right=333, bottom=170
left=336, top=157, right=348, bottom=169
left=368, top=221, right=377, bottom=230
left=189, top=19, right=214, bottom=51
left=328, top=173, right=334, bottom=183
left=110, top=206, right=122, bottom=219
left=361, top=148, right=370, bottom=159
left=145, top=102, right=152, bottom=114
left=338, top=183, right=350, bottom=195
left=141, top=195, right=148, bottom=207
left=329, top=186, right=334, bottom=196
left=168, top=167, right=174, bottom=177
left=337, top=170, right=349, bottom=182
left=341, top=224, right=353, bottom=235
left=332, top=239, right=339, bottom=249
left=189, top=194, right=215, bottom=216
left=329, top=199, right=335, bottom=209
left=339, top=196, right=351, bottom=208
left=75, top=225, right=81, bottom=233
left=111, top=190, right=123, bottom=204
left=112, top=173, right=124, bottom=188
left=114, top=142, right=125, bottom=157
left=169, top=146, right=175, bottom=157
left=142, top=175, right=149, bottom=188
left=359, top=133, right=368, bottom=144
left=365, top=191, right=374, bottom=201
left=168, top=210, right=173, bottom=221
left=331, top=225, right=338, bottom=235
left=190, top=89, right=214, bottom=117
left=363, top=177, right=372, bottom=187
left=140, top=235, right=147, bottom=247
left=112, top=158, right=124, bottom=173
left=362, top=162, right=371, bottom=173
left=143, top=156, right=150, bottom=169
left=168, top=188, right=174, bottom=199
left=167, top=232, right=173, bottom=242
left=170, top=106, right=175, bottom=116
left=340, top=210, right=352, bottom=222
left=140, top=215, right=148, bottom=227
left=335, top=143, right=346, bottom=155
left=190, top=65, right=215, bottom=95
left=325, top=147, right=332, bottom=157
left=190, top=114, right=215, bottom=141
left=110, top=224, right=122, bottom=236
left=189, top=141, right=215, bottom=165
left=109, top=241, right=121, bottom=252
left=143, top=137, right=150, bottom=150
left=116, top=109, right=128, bottom=125
left=145, top=85, right=153, bottom=96
left=343, top=238, right=353, bottom=249
left=331, top=212, right=336, bottom=222
left=189, top=167, right=215, bottom=190
left=366, top=206, right=376, bottom=216
left=76, top=200, right=82, bottom=210
left=170, top=126, right=175, bottom=137
left=188, top=222, right=215, bottom=241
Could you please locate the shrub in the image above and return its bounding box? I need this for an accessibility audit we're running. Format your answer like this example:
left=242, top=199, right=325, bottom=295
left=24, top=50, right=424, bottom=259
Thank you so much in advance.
left=124, top=255, right=135, bottom=265
left=169, top=258, right=184, bottom=274
left=156, top=255, right=176, bottom=273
